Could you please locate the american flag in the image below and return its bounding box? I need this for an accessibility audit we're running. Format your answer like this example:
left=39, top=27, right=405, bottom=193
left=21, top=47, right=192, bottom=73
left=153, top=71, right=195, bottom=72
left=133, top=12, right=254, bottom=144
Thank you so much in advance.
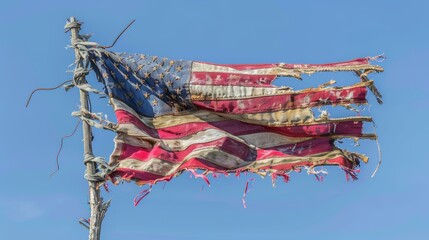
left=88, top=50, right=383, bottom=185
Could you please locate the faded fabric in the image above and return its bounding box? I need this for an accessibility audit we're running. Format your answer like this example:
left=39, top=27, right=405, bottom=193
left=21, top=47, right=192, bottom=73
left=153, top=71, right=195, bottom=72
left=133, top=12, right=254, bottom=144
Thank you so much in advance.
left=86, top=49, right=383, bottom=186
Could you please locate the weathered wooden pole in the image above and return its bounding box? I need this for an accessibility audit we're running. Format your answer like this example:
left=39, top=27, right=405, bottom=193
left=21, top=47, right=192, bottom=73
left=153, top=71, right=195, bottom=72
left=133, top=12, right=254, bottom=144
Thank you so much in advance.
left=66, top=17, right=108, bottom=240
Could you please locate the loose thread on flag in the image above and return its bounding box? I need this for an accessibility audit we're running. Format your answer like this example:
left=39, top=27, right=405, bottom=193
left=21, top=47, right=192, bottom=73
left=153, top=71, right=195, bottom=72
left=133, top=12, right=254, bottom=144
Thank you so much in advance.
left=133, top=185, right=152, bottom=207
left=211, top=171, right=228, bottom=179
left=306, top=167, right=328, bottom=182
left=242, top=178, right=256, bottom=209
left=342, top=167, right=360, bottom=182
left=271, top=172, right=290, bottom=188
left=189, top=169, right=211, bottom=187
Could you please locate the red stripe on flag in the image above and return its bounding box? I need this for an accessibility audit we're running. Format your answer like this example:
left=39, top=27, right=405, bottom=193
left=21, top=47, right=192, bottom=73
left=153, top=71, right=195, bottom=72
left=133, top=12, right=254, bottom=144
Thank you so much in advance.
left=156, top=120, right=364, bottom=139
left=116, top=110, right=365, bottom=138
left=118, top=138, right=335, bottom=168
left=192, top=86, right=367, bottom=114
left=115, top=111, right=159, bottom=137
left=119, top=137, right=257, bottom=163
left=179, top=157, right=230, bottom=171
left=260, top=138, right=334, bottom=157
left=115, top=110, right=365, bottom=139
left=114, top=156, right=233, bottom=183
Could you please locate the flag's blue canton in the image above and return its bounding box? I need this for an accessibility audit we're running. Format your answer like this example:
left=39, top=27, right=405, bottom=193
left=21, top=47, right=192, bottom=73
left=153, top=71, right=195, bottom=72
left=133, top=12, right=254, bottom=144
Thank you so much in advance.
left=92, top=51, right=196, bottom=117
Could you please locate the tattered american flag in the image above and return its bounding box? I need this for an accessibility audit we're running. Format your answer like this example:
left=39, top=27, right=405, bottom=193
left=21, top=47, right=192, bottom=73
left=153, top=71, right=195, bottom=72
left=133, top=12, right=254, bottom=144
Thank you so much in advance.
left=87, top=50, right=383, bottom=185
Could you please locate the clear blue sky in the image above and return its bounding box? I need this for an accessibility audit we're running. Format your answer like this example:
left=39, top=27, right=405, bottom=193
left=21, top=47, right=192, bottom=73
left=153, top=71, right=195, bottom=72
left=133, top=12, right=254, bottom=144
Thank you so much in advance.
left=1, top=1, right=428, bottom=239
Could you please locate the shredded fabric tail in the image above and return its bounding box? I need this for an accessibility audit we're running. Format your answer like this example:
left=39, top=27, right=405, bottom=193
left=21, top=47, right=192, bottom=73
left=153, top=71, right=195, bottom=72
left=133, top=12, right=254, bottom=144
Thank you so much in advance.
left=242, top=178, right=256, bottom=208
left=271, top=172, right=290, bottom=187
left=189, top=169, right=211, bottom=186
left=306, top=167, right=328, bottom=182
left=342, top=167, right=360, bottom=182
left=133, top=185, right=152, bottom=206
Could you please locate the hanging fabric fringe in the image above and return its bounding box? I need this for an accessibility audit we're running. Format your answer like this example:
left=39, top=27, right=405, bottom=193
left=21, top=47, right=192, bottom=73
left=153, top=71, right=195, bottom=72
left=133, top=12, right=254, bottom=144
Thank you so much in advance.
left=133, top=185, right=153, bottom=207
left=242, top=178, right=256, bottom=208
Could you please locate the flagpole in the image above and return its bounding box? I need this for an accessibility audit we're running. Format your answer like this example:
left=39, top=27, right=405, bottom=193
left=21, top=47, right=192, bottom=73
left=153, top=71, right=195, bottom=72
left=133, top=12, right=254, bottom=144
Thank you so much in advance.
left=66, top=16, right=107, bottom=240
